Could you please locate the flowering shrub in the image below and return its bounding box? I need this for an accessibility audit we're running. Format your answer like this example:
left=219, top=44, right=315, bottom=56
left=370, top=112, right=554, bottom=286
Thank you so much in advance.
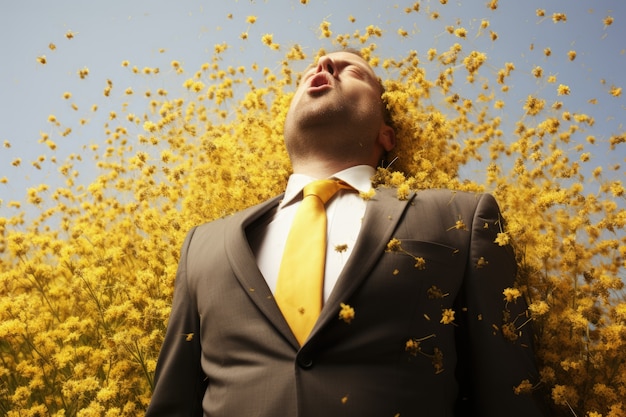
left=1, top=2, right=624, bottom=416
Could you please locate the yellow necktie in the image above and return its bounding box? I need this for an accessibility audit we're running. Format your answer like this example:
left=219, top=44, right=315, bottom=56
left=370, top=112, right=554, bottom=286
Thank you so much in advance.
left=275, top=179, right=352, bottom=345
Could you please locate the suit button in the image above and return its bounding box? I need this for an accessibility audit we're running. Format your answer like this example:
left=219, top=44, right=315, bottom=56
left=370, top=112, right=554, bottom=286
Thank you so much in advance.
left=298, top=355, right=314, bottom=369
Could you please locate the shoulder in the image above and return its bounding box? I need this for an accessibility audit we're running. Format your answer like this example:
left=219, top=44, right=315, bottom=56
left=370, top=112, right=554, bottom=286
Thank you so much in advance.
left=376, top=187, right=502, bottom=228
left=193, top=194, right=283, bottom=234
left=374, top=186, right=491, bottom=209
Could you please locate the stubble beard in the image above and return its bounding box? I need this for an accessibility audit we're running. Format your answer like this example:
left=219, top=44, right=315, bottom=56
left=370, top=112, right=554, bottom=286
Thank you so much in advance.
left=284, top=92, right=379, bottom=168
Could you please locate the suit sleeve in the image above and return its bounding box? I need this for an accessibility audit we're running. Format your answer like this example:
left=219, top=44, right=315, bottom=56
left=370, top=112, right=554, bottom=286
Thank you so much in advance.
left=454, top=193, right=548, bottom=416
left=146, top=227, right=208, bottom=417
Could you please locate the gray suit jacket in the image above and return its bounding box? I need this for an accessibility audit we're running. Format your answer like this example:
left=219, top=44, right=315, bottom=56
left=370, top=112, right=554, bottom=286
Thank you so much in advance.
left=146, top=188, right=548, bottom=416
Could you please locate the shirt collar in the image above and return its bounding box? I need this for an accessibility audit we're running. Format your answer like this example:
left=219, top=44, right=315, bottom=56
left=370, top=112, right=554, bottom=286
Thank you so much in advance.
left=279, top=165, right=376, bottom=209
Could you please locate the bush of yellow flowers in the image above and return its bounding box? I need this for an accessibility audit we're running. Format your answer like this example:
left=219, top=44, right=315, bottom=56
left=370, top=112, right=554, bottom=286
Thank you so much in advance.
left=1, top=5, right=624, bottom=417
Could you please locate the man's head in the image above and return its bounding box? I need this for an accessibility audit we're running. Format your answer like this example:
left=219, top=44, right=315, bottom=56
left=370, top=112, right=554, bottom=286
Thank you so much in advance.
left=283, top=50, right=395, bottom=177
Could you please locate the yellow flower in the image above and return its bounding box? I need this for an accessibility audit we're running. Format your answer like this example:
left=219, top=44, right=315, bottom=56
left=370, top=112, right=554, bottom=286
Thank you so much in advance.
left=397, top=184, right=410, bottom=200
left=359, top=188, right=376, bottom=200
left=405, top=338, right=421, bottom=355
left=503, top=287, right=522, bottom=303
left=494, top=232, right=510, bottom=246
left=448, top=218, right=467, bottom=231
left=514, top=379, right=534, bottom=395
left=523, top=95, right=545, bottom=116
left=454, top=27, right=467, bottom=38
left=427, top=286, right=448, bottom=299
left=386, top=238, right=402, bottom=252
left=338, top=303, right=355, bottom=324
left=77, top=67, right=89, bottom=79
left=610, top=86, right=622, bottom=97
left=334, top=244, right=348, bottom=253
left=261, top=33, right=273, bottom=46
left=319, top=21, right=332, bottom=38
left=475, top=257, right=488, bottom=268
left=528, top=301, right=550, bottom=317
left=440, top=309, right=455, bottom=324
left=414, top=257, right=426, bottom=270
left=557, top=84, right=571, bottom=96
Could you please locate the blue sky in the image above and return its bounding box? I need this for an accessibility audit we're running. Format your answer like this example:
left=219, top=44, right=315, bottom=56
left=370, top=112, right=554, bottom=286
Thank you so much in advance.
left=1, top=0, right=624, bottom=215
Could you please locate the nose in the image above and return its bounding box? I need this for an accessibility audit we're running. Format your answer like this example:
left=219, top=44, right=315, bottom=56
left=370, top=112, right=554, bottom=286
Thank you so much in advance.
left=316, top=56, right=335, bottom=76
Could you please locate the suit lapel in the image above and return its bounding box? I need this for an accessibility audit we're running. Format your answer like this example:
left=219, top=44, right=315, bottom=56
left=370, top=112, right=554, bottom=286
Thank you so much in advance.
left=224, top=187, right=415, bottom=349
left=224, top=195, right=300, bottom=348
left=310, top=187, right=416, bottom=338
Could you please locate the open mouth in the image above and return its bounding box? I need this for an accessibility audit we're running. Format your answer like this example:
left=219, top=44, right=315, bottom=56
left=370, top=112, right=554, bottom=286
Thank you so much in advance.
left=310, top=73, right=332, bottom=87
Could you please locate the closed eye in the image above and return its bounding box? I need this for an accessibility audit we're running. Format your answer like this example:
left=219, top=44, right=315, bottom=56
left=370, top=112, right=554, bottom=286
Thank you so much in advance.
left=344, top=66, right=364, bottom=79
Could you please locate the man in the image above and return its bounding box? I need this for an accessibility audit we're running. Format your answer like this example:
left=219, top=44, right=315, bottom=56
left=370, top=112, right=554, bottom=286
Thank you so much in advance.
left=146, top=50, right=547, bottom=416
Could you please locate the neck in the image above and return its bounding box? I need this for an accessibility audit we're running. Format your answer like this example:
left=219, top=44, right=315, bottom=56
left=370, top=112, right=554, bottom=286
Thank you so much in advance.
left=291, top=158, right=371, bottom=179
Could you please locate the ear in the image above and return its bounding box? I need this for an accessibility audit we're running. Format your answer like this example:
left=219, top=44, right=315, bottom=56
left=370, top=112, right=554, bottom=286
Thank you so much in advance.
left=377, top=123, right=396, bottom=152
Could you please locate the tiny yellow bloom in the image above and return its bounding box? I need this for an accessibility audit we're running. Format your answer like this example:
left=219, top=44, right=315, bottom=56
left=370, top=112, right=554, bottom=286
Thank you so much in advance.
left=503, top=287, right=522, bottom=303
left=414, top=257, right=426, bottom=270
left=494, top=232, right=510, bottom=246
left=448, top=218, right=467, bottom=231
left=338, top=303, right=355, bottom=324
left=440, top=309, right=455, bottom=324
left=475, top=257, right=488, bottom=268
left=610, top=86, right=622, bottom=97
left=386, top=238, right=402, bottom=252
left=427, top=286, right=449, bottom=299
left=528, top=301, right=550, bottom=316
left=77, top=67, right=89, bottom=79
left=359, top=188, right=376, bottom=200
left=454, top=27, right=467, bottom=38
left=334, top=244, right=348, bottom=253
left=557, top=84, right=571, bottom=96
left=514, top=379, right=534, bottom=395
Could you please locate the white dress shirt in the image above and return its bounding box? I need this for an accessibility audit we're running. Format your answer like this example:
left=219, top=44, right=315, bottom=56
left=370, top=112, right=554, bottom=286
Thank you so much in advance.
left=248, top=165, right=375, bottom=303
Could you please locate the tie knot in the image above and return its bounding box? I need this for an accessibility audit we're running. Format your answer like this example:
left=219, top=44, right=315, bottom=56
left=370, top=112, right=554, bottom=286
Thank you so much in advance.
left=303, top=179, right=352, bottom=205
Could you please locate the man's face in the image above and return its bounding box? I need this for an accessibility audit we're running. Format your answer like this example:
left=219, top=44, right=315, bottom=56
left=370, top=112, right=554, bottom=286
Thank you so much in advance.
left=283, top=51, right=389, bottom=163
left=286, top=51, right=384, bottom=128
